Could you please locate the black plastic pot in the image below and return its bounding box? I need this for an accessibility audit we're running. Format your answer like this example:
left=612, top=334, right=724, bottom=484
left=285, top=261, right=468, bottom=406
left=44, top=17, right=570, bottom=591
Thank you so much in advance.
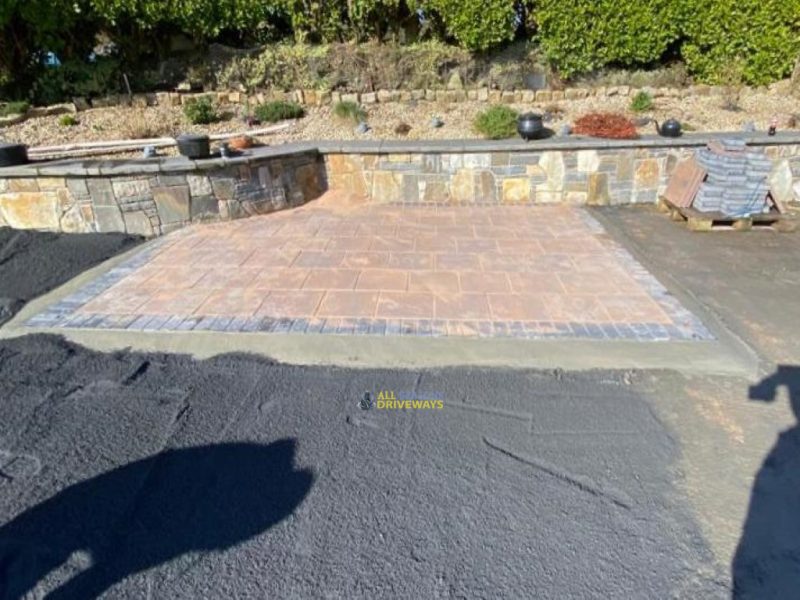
left=517, top=113, right=546, bottom=141
left=176, top=134, right=211, bottom=159
left=0, top=143, right=28, bottom=167
left=654, top=118, right=682, bottom=138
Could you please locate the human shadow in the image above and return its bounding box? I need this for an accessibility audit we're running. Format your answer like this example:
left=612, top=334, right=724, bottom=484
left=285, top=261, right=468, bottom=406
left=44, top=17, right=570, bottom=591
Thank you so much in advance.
left=733, top=366, right=800, bottom=598
left=0, top=440, right=312, bottom=599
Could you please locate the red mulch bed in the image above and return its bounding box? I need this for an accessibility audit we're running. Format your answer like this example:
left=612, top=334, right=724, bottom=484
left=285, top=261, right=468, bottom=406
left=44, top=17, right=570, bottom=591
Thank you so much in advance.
left=573, top=113, right=639, bottom=139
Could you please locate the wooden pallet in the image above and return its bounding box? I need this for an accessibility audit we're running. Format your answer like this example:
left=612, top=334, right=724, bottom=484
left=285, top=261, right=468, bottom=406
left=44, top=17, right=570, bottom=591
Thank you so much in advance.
left=657, top=197, right=797, bottom=232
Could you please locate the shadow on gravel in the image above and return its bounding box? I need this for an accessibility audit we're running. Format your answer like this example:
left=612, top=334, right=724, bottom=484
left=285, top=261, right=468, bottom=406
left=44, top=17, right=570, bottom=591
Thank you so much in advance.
left=0, top=440, right=312, bottom=599
left=733, top=366, right=800, bottom=599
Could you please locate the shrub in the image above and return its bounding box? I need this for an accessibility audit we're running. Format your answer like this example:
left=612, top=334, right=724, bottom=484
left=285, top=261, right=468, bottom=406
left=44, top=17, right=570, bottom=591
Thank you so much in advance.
left=214, top=41, right=475, bottom=93
left=58, top=114, right=78, bottom=127
left=121, top=112, right=171, bottom=139
left=473, top=105, right=518, bottom=139
left=680, top=0, right=800, bottom=85
left=536, top=0, right=683, bottom=79
left=573, top=63, right=692, bottom=89
left=0, top=101, right=29, bottom=116
left=573, top=113, right=638, bottom=139
left=89, top=0, right=280, bottom=40
left=0, top=1, right=98, bottom=99
left=629, top=91, right=653, bottom=112
left=718, top=58, right=745, bottom=111
left=333, top=100, right=366, bottom=123
left=31, top=57, right=122, bottom=106
left=424, top=0, right=519, bottom=52
left=254, top=100, right=305, bottom=123
left=183, top=96, right=218, bottom=125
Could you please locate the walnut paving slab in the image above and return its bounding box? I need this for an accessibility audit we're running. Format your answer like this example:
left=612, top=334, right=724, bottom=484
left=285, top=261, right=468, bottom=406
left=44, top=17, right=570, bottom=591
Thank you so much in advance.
left=26, top=198, right=711, bottom=341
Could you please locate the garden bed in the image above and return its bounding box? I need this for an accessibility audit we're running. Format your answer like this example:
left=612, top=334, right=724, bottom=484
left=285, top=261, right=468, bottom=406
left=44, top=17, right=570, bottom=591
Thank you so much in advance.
left=0, top=86, right=798, bottom=152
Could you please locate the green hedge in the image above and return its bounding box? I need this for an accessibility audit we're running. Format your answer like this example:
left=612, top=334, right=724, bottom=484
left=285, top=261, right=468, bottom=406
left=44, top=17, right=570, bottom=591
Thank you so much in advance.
left=680, top=0, right=800, bottom=85
left=425, top=0, right=519, bottom=52
left=536, top=0, right=683, bottom=78
left=2, top=0, right=799, bottom=101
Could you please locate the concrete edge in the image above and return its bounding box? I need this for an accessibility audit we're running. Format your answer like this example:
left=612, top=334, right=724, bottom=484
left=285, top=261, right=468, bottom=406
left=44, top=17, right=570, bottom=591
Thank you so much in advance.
left=0, top=233, right=756, bottom=376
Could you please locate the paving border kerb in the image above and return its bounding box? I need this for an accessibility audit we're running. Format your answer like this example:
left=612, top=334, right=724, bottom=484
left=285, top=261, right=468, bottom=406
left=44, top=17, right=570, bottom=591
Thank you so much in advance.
left=0, top=236, right=757, bottom=376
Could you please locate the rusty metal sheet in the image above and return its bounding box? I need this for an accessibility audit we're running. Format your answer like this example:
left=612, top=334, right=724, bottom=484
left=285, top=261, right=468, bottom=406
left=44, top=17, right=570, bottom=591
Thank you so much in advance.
left=664, top=157, right=706, bottom=208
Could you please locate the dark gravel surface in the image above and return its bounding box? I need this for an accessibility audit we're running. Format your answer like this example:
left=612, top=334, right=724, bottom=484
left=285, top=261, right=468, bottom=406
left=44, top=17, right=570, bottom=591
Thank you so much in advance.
left=2, top=207, right=799, bottom=597
left=0, top=333, right=726, bottom=598
left=593, top=206, right=800, bottom=365
left=0, top=227, right=140, bottom=325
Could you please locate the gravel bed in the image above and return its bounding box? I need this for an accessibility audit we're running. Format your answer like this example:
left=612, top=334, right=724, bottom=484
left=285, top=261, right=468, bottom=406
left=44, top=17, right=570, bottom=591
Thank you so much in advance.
left=0, top=228, right=140, bottom=325
left=0, top=88, right=797, bottom=151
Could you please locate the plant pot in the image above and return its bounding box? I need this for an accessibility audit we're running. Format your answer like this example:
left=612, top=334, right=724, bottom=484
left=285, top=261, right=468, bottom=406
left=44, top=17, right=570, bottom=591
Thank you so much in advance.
left=229, top=135, right=254, bottom=151
left=517, top=113, right=546, bottom=141
left=176, top=134, right=210, bottom=159
left=0, top=143, right=28, bottom=167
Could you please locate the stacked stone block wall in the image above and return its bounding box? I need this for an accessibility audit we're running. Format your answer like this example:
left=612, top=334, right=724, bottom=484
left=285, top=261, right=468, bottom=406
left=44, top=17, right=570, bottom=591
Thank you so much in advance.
left=1, top=84, right=776, bottom=128
left=0, top=152, right=326, bottom=235
left=327, top=145, right=800, bottom=206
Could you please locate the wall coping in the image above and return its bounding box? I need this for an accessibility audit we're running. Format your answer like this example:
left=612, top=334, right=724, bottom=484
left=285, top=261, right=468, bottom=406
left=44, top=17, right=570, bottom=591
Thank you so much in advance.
left=2, top=132, right=799, bottom=178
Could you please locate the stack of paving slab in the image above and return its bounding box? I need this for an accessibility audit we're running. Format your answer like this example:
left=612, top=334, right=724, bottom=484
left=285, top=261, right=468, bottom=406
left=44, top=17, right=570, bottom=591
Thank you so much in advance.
left=692, top=139, right=773, bottom=216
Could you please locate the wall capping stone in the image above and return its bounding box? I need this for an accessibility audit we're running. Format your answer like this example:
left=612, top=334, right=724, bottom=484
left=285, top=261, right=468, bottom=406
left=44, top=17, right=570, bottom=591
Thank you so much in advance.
left=2, top=132, right=799, bottom=179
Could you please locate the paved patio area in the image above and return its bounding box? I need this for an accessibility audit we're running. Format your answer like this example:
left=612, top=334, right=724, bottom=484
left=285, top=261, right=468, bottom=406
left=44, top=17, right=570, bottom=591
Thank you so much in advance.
left=26, top=196, right=710, bottom=341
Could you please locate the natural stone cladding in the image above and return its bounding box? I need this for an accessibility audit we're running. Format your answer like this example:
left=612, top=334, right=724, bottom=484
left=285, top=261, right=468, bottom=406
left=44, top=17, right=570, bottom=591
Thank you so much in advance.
left=0, top=134, right=798, bottom=234
left=0, top=149, right=326, bottom=235
left=325, top=137, right=800, bottom=206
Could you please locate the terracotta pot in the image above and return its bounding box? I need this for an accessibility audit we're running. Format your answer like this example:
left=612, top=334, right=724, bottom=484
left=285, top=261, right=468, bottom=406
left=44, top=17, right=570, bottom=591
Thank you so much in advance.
left=229, top=135, right=254, bottom=150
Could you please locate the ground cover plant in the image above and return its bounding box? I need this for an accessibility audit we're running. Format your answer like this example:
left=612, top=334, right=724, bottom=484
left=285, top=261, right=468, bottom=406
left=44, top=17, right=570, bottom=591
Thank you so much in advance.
left=254, top=101, right=305, bottom=123
left=630, top=91, right=654, bottom=113
left=183, top=96, right=218, bottom=125
left=0, top=101, right=29, bottom=116
left=473, top=105, right=518, bottom=139
left=58, top=114, right=78, bottom=127
left=333, top=100, right=367, bottom=123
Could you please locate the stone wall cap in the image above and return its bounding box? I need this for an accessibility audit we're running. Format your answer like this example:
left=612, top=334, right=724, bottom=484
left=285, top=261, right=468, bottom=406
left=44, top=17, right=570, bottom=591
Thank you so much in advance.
left=1, top=132, right=798, bottom=178
left=319, top=132, right=800, bottom=154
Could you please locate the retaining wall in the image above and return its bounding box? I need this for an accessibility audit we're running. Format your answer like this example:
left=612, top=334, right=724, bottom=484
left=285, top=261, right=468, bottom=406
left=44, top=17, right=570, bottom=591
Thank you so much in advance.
left=0, top=133, right=798, bottom=236
left=324, top=136, right=800, bottom=206
left=0, top=149, right=326, bottom=235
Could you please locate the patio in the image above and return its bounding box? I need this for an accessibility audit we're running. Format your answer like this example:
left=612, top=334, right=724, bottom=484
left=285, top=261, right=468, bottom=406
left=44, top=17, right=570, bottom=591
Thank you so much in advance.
left=26, top=193, right=709, bottom=341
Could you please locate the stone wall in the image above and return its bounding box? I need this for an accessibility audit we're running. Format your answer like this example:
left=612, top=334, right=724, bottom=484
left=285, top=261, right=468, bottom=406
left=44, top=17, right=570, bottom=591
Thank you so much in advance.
left=0, top=83, right=752, bottom=121
left=1, top=135, right=798, bottom=235
left=0, top=83, right=773, bottom=129
left=0, top=150, right=326, bottom=235
left=326, top=143, right=800, bottom=206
